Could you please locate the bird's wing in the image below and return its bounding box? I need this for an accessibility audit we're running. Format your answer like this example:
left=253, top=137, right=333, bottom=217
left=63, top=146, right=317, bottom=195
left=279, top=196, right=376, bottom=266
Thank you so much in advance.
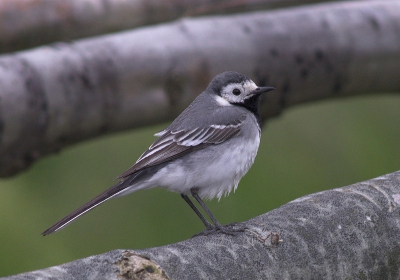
left=116, top=115, right=246, bottom=180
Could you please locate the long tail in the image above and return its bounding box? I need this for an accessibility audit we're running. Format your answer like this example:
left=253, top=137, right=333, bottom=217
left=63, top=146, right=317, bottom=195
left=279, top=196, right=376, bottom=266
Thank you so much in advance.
left=42, top=175, right=139, bottom=236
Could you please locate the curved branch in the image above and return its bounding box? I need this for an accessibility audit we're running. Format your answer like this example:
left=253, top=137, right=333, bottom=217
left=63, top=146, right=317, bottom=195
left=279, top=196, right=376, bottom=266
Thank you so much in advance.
left=0, top=0, right=334, bottom=53
left=5, top=171, right=400, bottom=279
left=0, top=0, right=399, bottom=177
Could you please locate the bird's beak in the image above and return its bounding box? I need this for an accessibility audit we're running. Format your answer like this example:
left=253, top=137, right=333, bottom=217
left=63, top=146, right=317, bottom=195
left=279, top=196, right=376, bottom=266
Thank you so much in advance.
left=252, top=86, right=275, bottom=95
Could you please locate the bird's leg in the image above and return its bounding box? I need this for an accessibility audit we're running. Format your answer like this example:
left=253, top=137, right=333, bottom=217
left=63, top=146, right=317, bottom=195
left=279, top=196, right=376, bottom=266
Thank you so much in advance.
left=190, top=188, right=223, bottom=228
left=181, top=194, right=214, bottom=230
left=190, top=188, right=246, bottom=236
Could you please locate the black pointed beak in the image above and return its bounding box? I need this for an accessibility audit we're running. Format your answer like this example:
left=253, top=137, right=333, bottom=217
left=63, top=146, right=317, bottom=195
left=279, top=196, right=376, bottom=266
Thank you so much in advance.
left=253, top=86, right=275, bottom=95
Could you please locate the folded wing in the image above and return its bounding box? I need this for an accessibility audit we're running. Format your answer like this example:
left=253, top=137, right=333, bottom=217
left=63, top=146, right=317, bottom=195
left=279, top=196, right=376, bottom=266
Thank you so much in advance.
left=116, top=115, right=245, bottom=180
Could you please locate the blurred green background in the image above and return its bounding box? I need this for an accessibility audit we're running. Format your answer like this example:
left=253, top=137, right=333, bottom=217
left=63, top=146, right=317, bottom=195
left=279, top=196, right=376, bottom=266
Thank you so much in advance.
left=0, top=94, right=399, bottom=277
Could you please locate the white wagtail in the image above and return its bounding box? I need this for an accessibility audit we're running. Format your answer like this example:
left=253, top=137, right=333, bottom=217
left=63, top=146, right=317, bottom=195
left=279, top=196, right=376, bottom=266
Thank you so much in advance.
left=42, top=71, right=274, bottom=236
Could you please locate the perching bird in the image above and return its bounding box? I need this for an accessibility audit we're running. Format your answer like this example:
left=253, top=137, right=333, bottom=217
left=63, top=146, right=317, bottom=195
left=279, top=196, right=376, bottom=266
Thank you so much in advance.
left=42, top=71, right=274, bottom=236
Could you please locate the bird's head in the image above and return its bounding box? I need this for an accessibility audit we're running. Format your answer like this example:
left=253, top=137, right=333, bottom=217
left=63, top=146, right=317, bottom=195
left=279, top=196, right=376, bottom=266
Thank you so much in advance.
left=207, top=71, right=274, bottom=107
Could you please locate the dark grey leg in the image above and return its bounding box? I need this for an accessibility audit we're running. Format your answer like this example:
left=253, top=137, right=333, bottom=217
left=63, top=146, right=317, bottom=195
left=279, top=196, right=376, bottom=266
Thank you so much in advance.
left=190, top=187, right=246, bottom=236
left=181, top=194, right=214, bottom=230
left=190, top=189, right=223, bottom=228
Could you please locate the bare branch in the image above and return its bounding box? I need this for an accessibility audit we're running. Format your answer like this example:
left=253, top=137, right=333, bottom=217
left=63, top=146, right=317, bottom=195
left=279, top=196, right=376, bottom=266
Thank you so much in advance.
left=0, top=0, right=399, bottom=177
left=0, top=0, right=341, bottom=53
left=4, top=171, right=400, bottom=279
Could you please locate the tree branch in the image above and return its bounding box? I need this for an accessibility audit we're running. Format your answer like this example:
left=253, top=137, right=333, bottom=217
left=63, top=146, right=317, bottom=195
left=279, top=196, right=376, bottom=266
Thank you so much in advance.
left=0, top=0, right=338, bottom=53
left=4, top=171, right=400, bottom=279
left=0, top=0, right=399, bottom=177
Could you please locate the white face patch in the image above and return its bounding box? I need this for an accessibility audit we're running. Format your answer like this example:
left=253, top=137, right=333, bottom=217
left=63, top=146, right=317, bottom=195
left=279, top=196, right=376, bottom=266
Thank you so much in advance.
left=214, top=94, right=233, bottom=106
left=219, top=80, right=259, bottom=104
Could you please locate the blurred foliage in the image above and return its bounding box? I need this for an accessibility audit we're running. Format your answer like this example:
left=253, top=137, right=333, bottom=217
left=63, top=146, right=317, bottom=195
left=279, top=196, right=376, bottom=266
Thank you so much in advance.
left=0, top=94, right=399, bottom=277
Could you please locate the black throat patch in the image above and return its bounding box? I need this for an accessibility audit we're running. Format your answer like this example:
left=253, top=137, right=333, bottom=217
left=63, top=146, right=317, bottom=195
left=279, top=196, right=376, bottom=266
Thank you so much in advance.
left=233, top=94, right=262, bottom=128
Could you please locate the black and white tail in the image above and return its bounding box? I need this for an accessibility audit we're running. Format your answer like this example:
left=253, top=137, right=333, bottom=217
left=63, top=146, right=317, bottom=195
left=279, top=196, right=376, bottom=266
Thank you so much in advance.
left=42, top=177, right=138, bottom=236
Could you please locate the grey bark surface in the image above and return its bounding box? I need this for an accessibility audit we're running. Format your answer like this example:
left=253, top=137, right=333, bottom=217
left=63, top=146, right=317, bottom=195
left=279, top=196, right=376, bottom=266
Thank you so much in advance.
left=0, top=0, right=338, bottom=53
left=4, top=171, right=400, bottom=279
left=0, top=0, right=399, bottom=177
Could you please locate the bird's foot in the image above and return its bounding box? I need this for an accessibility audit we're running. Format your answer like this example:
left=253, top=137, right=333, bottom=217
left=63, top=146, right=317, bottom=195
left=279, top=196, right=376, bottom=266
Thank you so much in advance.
left=216, top=222, right=247, bottom=235
left=192, top=222, right=247, bottom=237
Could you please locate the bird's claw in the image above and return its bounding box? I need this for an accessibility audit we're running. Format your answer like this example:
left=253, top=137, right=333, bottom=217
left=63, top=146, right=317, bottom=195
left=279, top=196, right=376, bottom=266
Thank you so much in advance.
left=192, top=222, right=247, bottom=237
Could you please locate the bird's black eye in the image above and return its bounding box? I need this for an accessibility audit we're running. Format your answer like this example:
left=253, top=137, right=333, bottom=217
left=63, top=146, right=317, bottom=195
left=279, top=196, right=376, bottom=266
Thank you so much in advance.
left=232, top=88, right=241, bottom=96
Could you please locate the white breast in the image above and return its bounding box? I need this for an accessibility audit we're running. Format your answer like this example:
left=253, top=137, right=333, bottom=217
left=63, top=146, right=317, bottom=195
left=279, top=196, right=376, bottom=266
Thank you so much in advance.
left=151, top=130, right=261, bottom=200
